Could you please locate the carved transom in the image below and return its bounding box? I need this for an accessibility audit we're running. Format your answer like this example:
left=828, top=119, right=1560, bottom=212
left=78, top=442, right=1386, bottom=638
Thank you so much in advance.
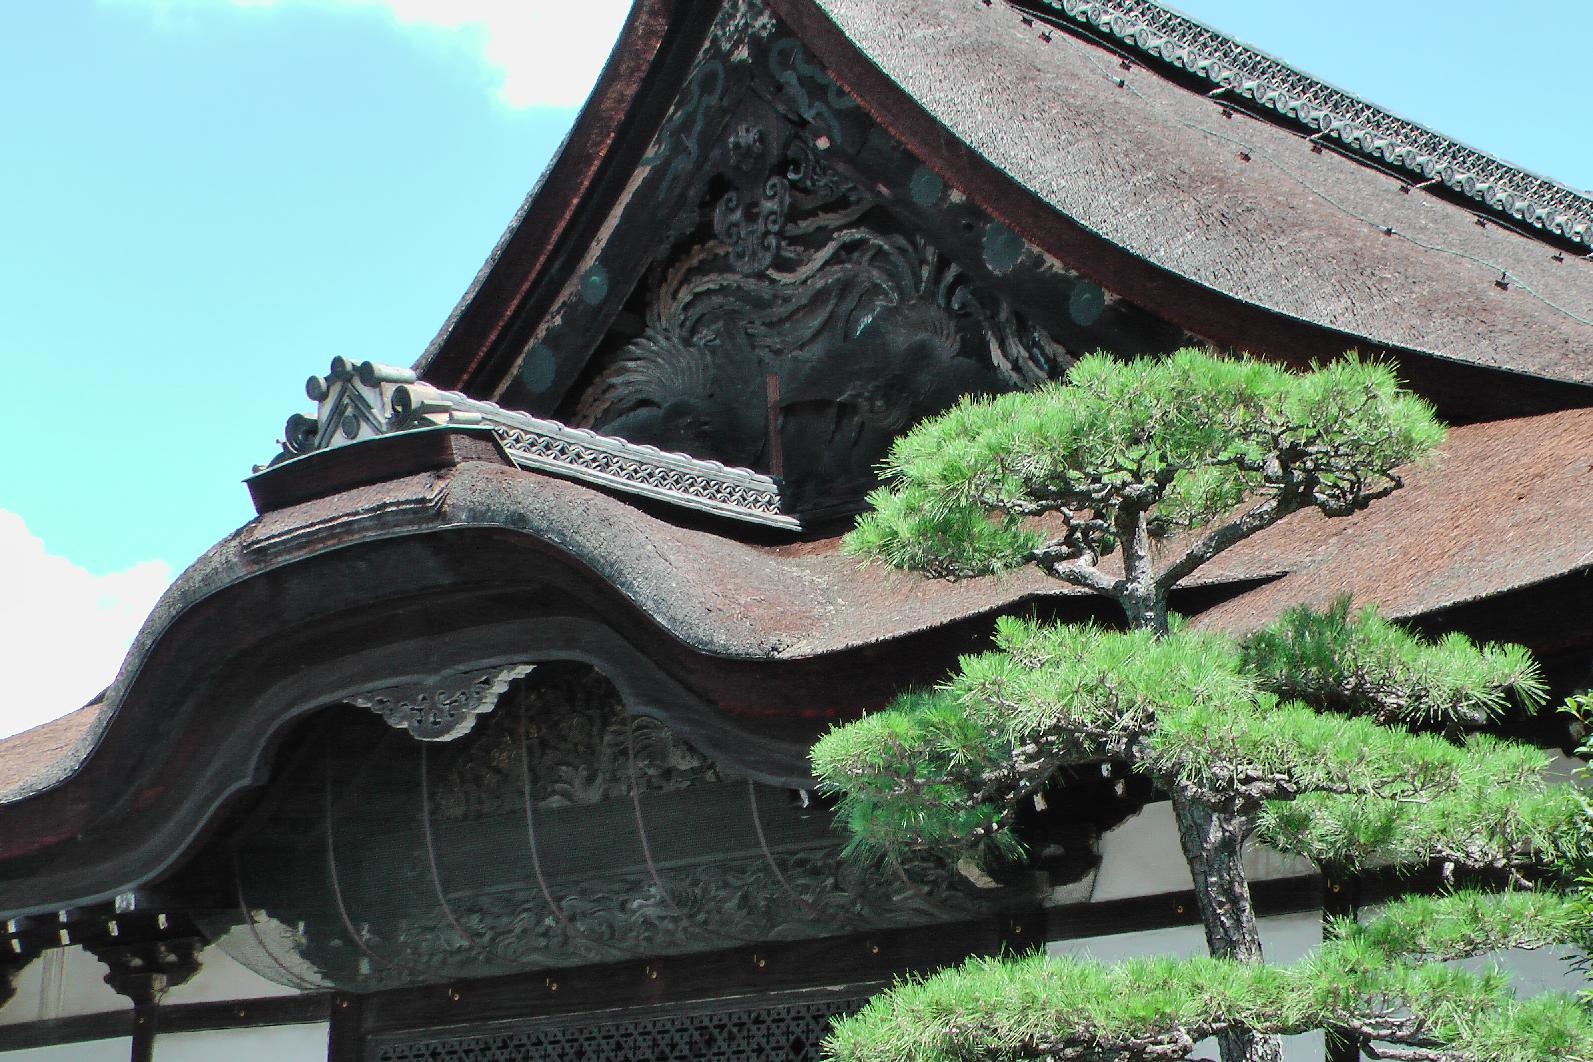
left=222, top=664, right=998, bottom=991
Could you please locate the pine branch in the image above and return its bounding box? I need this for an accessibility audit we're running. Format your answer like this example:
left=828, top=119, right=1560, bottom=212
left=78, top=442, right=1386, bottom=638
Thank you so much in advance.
left=842, top=350, right=1446, bottom=585
left=1147, top=700, right=1555, bottom=815
left=1258, top=774, right=1581, bottom=875
left=1155, top=493, right=1298, bottom=593
left=1340, top=890, right=1584, bottom=962
left=823, top=944, right=1593, bottom=1062
left=1243, top=601, right=1547, bottom=727
left=814, top=619, right=1568, bottom=847
left=811, top=621, right=1252, bottom=850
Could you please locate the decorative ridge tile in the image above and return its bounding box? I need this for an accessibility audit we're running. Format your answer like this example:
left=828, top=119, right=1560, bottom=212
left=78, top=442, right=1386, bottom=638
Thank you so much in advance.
left=264, top=358, right=798, bottom=529
left=1030, top=0, right=1593, bottom=247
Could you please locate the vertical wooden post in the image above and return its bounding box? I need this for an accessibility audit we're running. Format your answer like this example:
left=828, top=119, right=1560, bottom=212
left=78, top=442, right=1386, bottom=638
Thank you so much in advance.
left=129, top=1003, right=157, bottom=1062
left=327, top=993, right=363, bottom=1062
left=1323, top=871, right=1361, bottom=1062
left=89, top=933, right=200, bottom=1062
left=764, top=372, right=784, bottom=479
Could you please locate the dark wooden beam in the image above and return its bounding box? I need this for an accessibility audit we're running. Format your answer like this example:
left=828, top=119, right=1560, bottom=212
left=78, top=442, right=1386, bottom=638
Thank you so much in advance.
left=354, top=878, right=1325, bottom=1040
left=1044, top=873, right=1324, bottom=942
left=0, top=993, right=331, bottom=1053
left=354, top=913, right=1036, bottom=1038
left=0, top=876, right=1369, bottom=1055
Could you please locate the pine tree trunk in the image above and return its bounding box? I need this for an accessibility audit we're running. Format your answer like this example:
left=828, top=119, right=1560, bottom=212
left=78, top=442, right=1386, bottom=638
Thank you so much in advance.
left=1115, top=510, right=1171, bottom=638
left=1121, top=585, right=1170, bottom=637
left=1172, top=792, right=1282, bottom=1062
left=1121, top=519, right=1277, bottom=1061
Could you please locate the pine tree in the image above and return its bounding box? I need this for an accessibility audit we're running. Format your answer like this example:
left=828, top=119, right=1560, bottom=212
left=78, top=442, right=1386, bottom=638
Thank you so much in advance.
left=812, top=351, right=1590, bottom=1062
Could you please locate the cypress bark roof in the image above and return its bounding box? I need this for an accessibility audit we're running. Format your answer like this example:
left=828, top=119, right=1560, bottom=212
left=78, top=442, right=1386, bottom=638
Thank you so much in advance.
left=4, top=407, right=1590, bottom=812
left=801, top=0, right=1593, bottom=389
left=416, top=0, right=1593, bottom=404
left=1023, top=0, right=1593, bottom=248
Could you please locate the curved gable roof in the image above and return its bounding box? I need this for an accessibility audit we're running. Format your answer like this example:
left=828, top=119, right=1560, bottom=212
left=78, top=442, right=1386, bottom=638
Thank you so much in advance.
left=1026, top=0, right=1593, bottom=248
left=795, top=0, right=1593, bottom=390
left=1, top=414, right=1589, bottom=914
left=417, top=0, right=1593, bottom=407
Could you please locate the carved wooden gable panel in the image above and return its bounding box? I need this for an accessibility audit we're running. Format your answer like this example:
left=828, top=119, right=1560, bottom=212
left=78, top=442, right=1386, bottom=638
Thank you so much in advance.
left=486, top=1, right=1195, bottom=520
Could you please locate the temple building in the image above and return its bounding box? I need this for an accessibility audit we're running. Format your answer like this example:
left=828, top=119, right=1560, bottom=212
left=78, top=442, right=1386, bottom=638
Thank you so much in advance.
left=2, top=1, right=1590, bottom=1059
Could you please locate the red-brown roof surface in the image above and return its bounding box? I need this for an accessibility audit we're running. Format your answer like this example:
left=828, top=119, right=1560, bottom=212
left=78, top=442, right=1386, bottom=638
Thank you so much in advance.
left=4, top=407, right=1589, bottom=801
left=1195, top=406, right=1593, bottom=632
left=801, top=0, right=1593, bottom=388
left=0, top=705, right=103, bottom=802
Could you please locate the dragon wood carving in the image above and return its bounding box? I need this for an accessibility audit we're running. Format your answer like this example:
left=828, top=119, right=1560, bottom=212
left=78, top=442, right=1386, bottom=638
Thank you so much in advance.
left=430, top=665, right=722, bottom=821
left=572, top=133, right=1071, bottom=512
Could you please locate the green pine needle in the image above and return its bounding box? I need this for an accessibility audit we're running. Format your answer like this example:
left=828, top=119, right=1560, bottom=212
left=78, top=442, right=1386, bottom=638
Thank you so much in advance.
left=842, top=350, right=1445, bottom=580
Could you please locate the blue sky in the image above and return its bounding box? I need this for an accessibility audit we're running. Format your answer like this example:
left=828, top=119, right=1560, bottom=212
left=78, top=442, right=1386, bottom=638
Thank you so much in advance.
left=0, top=0, right=1589, bottom=737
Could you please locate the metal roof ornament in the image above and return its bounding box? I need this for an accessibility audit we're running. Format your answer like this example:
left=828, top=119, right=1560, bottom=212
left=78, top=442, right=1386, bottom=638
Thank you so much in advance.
left=348, top=664, right=536, bottom=741
left=263, top=357, right=797, bottom=528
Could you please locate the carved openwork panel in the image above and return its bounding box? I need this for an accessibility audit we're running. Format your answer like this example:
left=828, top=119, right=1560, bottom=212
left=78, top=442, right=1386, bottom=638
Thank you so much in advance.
left=219, top=664, right=1002, bottom=992
left=568, top=109, right=1069, bottom=514
left=540, top=18, right=1193, bottom=516
left=369, top=990, right=875, bottom=1062
left=351, top=664, right=535, bottom=741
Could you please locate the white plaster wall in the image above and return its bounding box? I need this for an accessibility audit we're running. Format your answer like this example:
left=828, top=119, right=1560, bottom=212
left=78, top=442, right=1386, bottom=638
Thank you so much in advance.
left=1049, top=912, right=1325, bottom=1062
left=1090, top=800, right=1314, bottom=902
left=1461, top=946, right=1586, bottom=994
left=0, top=948, right=127, bottom=1026
left=155, top=1023, right=329, bottom=1061
left=161, top=932, right=304, bottom=1006
left=0, top=1026, right=329, bottom=1062
left=1, top=936, right=304, bottom=1030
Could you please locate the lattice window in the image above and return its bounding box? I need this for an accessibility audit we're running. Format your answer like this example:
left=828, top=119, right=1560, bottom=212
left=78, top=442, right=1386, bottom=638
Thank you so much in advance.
left=369, top=991, right=874, bottom=1062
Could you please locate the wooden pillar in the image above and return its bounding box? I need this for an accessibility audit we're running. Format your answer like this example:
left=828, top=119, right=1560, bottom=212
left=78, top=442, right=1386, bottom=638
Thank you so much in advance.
left=1322, top=871, right=1361, bottom=1062
left=86, top=936, right=201, bottom=1062
left=327, top=992, right=363, bottom=1062
left=130, top=1002, right=158, bottom=1062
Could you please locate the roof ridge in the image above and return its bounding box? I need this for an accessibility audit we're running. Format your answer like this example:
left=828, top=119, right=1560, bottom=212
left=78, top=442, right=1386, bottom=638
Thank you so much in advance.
left=260, top=359, right=798, bottom=529
left=1024, top=0, right=1593, bottom=249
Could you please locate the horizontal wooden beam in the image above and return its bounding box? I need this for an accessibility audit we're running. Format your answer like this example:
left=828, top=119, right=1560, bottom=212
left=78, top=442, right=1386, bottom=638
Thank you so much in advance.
left=1047, top=873, right=1324, bottom=940
left=355, top=912, right=1037, bottom=1038
left=0, top=873, right=1394, bottom=1054
left=0, top=992, right=331, bottom=1052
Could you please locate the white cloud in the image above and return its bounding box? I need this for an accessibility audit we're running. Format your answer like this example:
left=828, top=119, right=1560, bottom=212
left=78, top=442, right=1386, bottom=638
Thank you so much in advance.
left=345, top=0, right=632, bottom=109
left=111, top=0, right=633, bottom=109
left=0, top=510, right=172, bottom=740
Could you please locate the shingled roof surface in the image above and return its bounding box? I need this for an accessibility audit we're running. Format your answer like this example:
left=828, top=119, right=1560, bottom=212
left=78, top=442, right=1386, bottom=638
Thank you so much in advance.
left=4, top=407, right=1590, bottom=802
left=0, top=705, right=103, bottom=802
left=812, top=0, right=1593, bottom=387
left=1195, top=405, right=1593, bottom=633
